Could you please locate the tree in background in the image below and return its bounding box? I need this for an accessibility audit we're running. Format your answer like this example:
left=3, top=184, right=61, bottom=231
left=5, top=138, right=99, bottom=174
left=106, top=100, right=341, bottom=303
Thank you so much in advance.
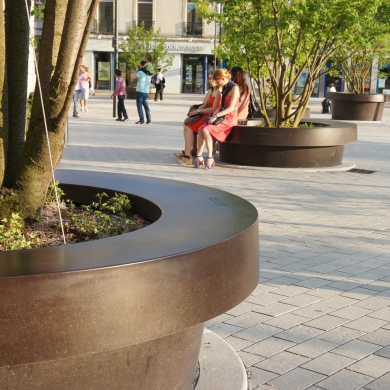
left=119, top=24, right=173, bottom=75
left=0, top=0, right=99, bottom=219
left=196, top=0, right=389, bottom=127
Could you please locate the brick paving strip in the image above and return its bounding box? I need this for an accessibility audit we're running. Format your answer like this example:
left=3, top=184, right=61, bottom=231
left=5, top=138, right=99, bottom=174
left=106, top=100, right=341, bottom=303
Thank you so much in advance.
left=61, top=94, right=390, bottom=390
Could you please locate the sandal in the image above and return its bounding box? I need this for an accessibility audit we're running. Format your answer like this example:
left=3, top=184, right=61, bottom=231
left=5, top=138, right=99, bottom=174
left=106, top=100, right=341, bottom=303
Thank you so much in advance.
left=178, top=154, right=193, bottom=166
left=174, top=150, right=185, bottom=159
left=194, top=155, right=205, bottom=168
left=205, top=157, right=215, bottom=170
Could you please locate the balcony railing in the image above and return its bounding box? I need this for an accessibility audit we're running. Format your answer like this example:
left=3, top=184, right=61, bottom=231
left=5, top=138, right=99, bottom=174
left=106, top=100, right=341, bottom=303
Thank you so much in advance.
left=182, top=22, right=204, bottom=37
left=133, top=20, right=155, bottom=30
left=91, top=19, right=114, bottom=34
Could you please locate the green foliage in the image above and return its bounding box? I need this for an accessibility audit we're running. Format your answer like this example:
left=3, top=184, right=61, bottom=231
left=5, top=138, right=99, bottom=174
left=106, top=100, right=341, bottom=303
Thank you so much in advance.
left=119, top=24, right=173, bottom=72
left=0, top=213, right=40, bottom=250
left=31, top=3, right=45, bottom=19
left=62, top=192, right=132, bottom=242
left=45, top=180, right=65, bottom=204
left=0, top=188, right=22, bottom=221
left=196, top=0, right=390, bottom=127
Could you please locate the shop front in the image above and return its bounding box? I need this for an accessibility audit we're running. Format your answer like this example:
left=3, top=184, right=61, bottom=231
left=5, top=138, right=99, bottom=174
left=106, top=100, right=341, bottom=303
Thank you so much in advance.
left=181, top=54, right=216, bottom=93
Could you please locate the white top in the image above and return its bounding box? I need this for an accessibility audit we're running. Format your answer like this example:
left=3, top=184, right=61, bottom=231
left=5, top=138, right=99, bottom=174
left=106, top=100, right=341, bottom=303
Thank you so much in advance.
left=156, top=72, right=163, bottom=84
left=329, top=86, right=336, bottom=92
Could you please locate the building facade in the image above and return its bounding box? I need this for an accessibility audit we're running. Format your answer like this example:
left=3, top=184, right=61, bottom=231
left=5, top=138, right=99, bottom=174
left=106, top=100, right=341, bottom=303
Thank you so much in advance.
left=84, top=0, right=219, bottom=94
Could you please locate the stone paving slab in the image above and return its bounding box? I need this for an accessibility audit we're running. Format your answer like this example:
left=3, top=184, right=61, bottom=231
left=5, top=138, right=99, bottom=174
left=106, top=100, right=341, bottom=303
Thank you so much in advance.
left=61, top=94, right=390, bottom=389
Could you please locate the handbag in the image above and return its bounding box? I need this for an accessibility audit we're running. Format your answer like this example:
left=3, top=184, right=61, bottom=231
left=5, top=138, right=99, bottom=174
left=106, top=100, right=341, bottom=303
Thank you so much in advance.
left=184, top=103, right=203, bottom=125
left=203, top=113, right=226, bottom=125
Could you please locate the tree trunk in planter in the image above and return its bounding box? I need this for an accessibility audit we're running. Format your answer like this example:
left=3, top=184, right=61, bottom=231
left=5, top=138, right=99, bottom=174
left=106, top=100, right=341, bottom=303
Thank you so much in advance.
left=0, top=0, right=8, bottom=184
left=327, top=92, right=386, bottom=121
left=12, top=0, right=98, bottom=219
left=3, top=0, right=31, bottom=187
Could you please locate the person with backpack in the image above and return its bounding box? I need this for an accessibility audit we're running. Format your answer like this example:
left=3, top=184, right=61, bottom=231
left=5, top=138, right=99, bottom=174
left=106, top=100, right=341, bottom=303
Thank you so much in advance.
left=132, top=61, right=152, bottom=124
left=154, top=68, right=165, bottom=101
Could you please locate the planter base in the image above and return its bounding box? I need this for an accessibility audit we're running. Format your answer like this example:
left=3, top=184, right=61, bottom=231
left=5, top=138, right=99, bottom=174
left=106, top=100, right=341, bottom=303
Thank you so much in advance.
left=220, top=144, right=345, bottom=168
left=219, top=119, right=357, bottom=168
left=327, top=92, right=386, bottom=121
left=0, top=324, right=203, bottom=390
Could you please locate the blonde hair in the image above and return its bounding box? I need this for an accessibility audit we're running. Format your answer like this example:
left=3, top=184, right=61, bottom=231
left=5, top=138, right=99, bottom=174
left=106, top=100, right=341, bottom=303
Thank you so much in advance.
left=213, top=69, right=231, bottom=81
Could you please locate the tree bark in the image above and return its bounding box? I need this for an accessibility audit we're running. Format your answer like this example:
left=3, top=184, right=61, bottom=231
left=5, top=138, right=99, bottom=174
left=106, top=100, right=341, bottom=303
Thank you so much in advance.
left=0, top=0, right=8, bottom=186
left=3, top=0, right=31, bottom=187
left=14, top=0, right=99, bottom=219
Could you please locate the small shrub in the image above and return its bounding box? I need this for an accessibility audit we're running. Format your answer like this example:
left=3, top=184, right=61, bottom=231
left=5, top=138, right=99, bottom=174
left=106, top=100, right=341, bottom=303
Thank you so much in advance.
left=45, top=180, right=65, bottom=204
left=0, top=213, right=41, bottom=251
left=0, top=188, right=22, bottom=221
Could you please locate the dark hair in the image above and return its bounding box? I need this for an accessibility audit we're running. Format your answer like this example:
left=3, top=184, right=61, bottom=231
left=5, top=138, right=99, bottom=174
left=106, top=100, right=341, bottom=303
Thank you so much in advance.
left=158, top=68, right=162, bottom=72
left=140, top=61, right=146, bottom=66
left=230, top=67, right=249, bottom=96
left=146, top=56, right=152, bottom=62
left=114, top=69, right=121, bottom=76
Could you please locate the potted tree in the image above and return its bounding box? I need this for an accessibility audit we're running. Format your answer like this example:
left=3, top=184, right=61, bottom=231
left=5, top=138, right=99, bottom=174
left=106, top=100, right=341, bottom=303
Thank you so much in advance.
left=119, top=24, right=173, bottom=100
left=0, top=2, right=259, bottom=388
left=195, top=0, right=387, bottom=168
left=327, top=34, right=390, bottom=120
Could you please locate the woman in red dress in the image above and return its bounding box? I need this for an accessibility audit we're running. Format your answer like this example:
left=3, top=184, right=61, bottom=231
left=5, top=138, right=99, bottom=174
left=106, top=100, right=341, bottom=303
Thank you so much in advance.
left=175, top=72, right=222, bottom=166
left=195, top=69, right=240, bottom=169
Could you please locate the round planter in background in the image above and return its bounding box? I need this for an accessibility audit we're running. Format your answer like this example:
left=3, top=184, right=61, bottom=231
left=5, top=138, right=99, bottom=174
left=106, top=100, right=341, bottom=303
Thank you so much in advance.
left=327, top=92, right=386, bottom=121
left=219, top=119, right=357, bottom=168
left=0, top=170, right=259, bottom=390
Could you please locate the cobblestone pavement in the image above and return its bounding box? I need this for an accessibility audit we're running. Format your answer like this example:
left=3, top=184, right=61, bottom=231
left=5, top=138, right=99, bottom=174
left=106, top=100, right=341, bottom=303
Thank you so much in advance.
left=61, top=94, right=390, bottom=390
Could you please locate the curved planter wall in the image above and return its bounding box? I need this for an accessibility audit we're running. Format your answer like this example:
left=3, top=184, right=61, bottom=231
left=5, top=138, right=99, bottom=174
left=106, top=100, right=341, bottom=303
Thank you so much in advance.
left=0, top=170, right=259, bottom=390
left=219, top=119, right=357, bottom=168
left=327, top=92, right=386, bottom=121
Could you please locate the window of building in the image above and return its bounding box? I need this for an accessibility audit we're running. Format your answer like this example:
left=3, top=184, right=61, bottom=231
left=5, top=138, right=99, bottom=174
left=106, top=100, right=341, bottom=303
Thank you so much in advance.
left=184, top=1, right=203, bottom=37
left=91, top=0, right=114, bottom=34
left=137, top=0, right=153, bottom=29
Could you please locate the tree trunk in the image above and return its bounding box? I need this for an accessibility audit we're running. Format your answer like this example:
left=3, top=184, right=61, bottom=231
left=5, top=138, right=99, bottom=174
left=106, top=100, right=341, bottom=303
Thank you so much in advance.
left=0, top=0, right=8, bottom=186
left=14, top=0, right=98, bottom=219
left=3, top=0, right=31, bottom=187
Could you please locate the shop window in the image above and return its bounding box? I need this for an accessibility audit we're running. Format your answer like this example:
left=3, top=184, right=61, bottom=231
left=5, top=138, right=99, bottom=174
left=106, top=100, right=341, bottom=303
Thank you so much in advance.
left=135, top=0, right=154, bottom=30
left=182, top=55, right=215, bottom=93
left=183, top=1, right=203, bottom=37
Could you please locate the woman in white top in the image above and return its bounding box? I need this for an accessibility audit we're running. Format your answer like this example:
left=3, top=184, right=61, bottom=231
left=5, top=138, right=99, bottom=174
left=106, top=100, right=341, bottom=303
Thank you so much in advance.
left=154, top=68, right=165, bottom=101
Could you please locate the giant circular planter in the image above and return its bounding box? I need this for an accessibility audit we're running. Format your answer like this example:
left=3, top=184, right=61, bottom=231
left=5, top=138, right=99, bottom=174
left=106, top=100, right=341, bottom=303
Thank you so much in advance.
left=0, top=170, right=259, bottom=390
left=219, top=119, right=357, bottom=168
left=327, top=92, right=386, bottom=121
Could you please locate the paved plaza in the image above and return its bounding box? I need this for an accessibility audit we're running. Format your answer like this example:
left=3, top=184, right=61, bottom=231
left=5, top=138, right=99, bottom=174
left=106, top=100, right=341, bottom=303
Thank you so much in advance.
left=61, top=94, right=390, bottom=390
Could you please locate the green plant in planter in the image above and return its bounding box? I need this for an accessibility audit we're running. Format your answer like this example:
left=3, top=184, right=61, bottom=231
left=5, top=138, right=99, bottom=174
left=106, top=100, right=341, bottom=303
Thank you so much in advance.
left=196, top=0, right=388, bottom=127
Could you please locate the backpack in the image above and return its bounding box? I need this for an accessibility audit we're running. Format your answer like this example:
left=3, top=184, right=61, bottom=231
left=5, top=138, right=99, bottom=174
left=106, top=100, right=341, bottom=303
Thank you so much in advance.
left=151, top=74, right=157, bottom=86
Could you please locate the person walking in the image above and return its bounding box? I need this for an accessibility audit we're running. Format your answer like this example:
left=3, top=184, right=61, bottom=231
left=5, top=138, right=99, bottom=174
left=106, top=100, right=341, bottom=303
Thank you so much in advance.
left=79, top=65, right=90, bottom=112
left=72, top=66, right=85, bottom=118
left=132, top=61, right=152, bottom=124
left=154, top=68, right=165, bottom=101
left=111, top=69, right=129, bottom=121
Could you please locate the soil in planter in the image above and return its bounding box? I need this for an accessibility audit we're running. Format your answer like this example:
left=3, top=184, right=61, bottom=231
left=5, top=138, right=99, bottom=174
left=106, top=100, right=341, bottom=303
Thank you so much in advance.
left=0, top=189, right=150, bottom=250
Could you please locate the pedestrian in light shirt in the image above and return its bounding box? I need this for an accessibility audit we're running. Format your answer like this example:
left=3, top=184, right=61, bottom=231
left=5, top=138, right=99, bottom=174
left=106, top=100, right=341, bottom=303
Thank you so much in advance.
left=132, top=61, right=152, bottom=124
left=111, top=69, right=129, bottom=121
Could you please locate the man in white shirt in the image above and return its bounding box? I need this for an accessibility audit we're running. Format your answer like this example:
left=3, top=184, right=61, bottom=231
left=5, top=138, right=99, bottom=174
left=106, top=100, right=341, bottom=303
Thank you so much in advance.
left=322, top=82, right=336, bottom=113
left=154, top=68, right=165, bottom=102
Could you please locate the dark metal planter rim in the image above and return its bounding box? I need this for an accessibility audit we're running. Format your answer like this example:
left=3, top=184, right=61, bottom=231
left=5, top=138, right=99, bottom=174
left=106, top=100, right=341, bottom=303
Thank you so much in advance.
left=0, top=169, right=259, bottom=277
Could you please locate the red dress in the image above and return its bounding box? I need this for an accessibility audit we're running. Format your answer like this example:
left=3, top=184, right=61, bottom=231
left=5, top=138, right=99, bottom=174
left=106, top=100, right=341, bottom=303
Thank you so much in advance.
left=199, top=95, right=239, bottom=142
left=187, top=96, right=220, bottom=134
